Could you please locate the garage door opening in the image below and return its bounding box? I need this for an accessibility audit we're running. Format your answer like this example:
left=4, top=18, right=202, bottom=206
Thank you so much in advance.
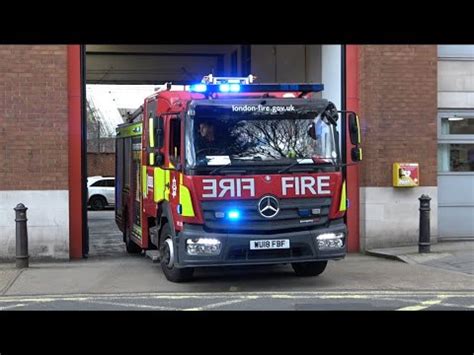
left=86, top=84, right=159, bottom=257
left=79, top=44, right=356, bottom=261
left=84, top=45, right=249, bottom=258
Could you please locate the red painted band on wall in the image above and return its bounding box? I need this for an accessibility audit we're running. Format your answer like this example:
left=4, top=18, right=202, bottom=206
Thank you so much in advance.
left=345, top=45, right=360, bottom=252
left=68, top=45, right=83, bottom=259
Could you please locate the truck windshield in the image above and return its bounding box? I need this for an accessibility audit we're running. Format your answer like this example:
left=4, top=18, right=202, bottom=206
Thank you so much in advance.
left=185, top=106, right=338, bottom=171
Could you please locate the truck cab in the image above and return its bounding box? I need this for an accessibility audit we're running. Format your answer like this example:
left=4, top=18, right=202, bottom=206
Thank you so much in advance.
left=115, top=75, right=362, bottom=282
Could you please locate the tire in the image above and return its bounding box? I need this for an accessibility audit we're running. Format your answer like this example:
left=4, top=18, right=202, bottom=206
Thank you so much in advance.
left=90, top=196, right=107, bottom=211
left=159, top=223, right=194, bottom=282
left=124, top=227, right=142, bottom=254
left=292, top=261, right=328, bottom=277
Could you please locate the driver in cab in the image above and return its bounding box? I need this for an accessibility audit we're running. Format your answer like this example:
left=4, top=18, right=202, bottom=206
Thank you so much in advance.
left=195, top=121, right=225, bottom=159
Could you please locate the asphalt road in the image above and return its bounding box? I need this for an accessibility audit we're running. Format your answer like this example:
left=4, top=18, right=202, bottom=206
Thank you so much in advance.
left=0, top=290, right=472, bottom=310
left=87, top=209, right=125, bottom=258
left=2, top=210, right=466, bottom=310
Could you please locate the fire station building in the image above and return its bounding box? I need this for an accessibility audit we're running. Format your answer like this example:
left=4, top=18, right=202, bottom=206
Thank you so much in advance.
left=0, top=45, right=472, bottom=259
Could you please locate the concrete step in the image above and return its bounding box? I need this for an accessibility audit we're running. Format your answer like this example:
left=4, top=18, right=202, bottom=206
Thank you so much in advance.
left=145, top=250, right=160, bottom=263
left=366, top=248, right=452, bottom=265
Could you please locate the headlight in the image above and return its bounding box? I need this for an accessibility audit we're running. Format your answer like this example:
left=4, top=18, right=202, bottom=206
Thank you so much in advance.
left=186, top=238, right=222, bottom=256
left=316, top=233, right=345, bottom=249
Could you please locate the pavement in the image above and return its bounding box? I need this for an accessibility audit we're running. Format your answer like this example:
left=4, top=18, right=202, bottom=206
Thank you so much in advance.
left=0, top=210, right=471, bottom=310
left=367, top=241, right=474, bottom=275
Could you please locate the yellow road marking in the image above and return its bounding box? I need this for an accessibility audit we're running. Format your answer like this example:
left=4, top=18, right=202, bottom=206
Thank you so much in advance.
left=184, top=298, right=248, bottom=311
left=397, top=298, right=443, bottom=311
left=0, top=291, right=472, bottom=304
left=0, top=303, right=26, bottom=310
left=81, top=299, right=175, bottom=310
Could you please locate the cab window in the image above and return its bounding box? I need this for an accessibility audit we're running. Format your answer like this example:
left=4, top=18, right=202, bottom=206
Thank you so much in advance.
left=169, top=118, right=181, bottom=165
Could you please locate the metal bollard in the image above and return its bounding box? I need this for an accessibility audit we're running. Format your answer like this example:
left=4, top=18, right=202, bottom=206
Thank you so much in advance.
left=14, top=203, right=29, bottom=268
left=418, top=195, right=431, bottom=253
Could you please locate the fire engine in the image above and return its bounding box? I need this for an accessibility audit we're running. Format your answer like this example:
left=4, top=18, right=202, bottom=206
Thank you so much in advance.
left=115, top=74, right=362, bottom=282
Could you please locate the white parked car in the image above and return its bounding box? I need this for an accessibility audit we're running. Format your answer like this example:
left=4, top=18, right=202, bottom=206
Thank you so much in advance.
left=87, top=176, right=115, bottom=210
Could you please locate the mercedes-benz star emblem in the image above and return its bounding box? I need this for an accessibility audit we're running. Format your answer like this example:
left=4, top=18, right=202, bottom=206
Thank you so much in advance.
left=258, top=196, right=280, bottom=219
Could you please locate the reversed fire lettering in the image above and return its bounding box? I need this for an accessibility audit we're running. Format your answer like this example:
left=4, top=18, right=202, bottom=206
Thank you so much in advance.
left=201, top=176, right=331, bottom=198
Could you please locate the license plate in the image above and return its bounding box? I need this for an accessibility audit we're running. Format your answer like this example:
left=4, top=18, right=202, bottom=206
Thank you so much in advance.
left=250, top=239, right=290, bottom=250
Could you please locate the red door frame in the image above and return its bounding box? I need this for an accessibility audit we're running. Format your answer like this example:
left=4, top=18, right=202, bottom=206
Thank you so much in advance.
left=67, top=45, right=361, bottom=258
left=68, top=45, right=85, bottom=259
left=345, top=45, right=360, bottom=252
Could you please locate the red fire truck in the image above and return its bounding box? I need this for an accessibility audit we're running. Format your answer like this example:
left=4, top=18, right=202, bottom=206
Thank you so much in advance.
left=115, top=75, right=362, bottom=282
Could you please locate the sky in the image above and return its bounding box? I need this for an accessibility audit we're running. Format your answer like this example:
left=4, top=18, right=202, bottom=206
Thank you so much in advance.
left=86, top=84, right=158, bottom=136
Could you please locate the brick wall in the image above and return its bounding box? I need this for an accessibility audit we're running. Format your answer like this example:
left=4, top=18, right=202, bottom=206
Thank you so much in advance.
left=87, top=153, right=115, bottom=177
left=0, top=45, right=69, bottom=190
left=358, top=45, right=438, bottom=187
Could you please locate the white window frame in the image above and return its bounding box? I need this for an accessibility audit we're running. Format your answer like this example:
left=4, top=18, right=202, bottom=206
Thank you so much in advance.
left=437, top=110, right=474, bottom=176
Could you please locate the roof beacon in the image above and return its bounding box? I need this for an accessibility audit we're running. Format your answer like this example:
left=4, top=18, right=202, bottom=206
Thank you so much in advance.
left=201, top=74, right=256, bottom=85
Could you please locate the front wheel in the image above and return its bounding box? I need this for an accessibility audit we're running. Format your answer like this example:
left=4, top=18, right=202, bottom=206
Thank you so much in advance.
left=292, top=261, right=327, bottom=277
left=159, top=223, right=194, bottom=282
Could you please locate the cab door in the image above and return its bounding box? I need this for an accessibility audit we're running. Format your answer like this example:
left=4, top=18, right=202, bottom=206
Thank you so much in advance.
left=167, top=115, right=183, bottom=229
left=129, top=136, right=143, bottom=243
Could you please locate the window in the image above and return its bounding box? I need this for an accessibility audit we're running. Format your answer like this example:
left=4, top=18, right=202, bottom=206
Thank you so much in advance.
left=438, top=45, right=474, bottom=59
left=124, top=137, right=131, bottom=187
left=104, top=179, right=115, bottom=187
left=91, top=180, right=107, bottom=187
left=438, top=113, right=474, bottom=172
left=115, top=138, right=124, bottom=216
left=186, top=110, right=338, bottom=169
left=438, top=144, right=474, bottom=172
left=169, top=118, right=181, bottom=164
left=440, top=117, right=474, bottom=135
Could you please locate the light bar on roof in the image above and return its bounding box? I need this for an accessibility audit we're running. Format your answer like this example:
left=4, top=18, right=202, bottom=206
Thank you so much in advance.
left=190, top=84, right=207, bottom=92
left=187, top=83, right=324, bottom=94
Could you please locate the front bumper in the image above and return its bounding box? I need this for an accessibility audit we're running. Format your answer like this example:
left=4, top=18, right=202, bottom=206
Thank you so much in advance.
left=174, top=222, right=347, bottom=268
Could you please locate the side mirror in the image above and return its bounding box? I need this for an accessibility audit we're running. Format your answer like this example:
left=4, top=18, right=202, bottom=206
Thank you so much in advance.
left=148, top=116, right=165, bottom=166
left=323, top=102, right=339, bottom=125
left=348, top=113, right=361, bottom=146
left=155, top=117, right=164, bottom=149
left=351, top=147, right=363, bottom=162
left=154, top=152, right=164, bottom=166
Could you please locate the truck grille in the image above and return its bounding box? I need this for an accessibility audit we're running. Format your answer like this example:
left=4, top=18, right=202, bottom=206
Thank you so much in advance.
left=201, top=197, right=332, bottom=234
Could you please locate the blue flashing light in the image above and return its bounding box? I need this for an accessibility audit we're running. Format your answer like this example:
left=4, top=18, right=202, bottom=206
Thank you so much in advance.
left=230, top=84, right=241, bottom=92
left=227, top=210, right=240, bottom=220
left=219, top=84, right=230, bottom=92
left=190, top=84, right=207, bottom=92
left=298, top=209, right=311, bottom=217
left=189, top=81, right=324, bottom=95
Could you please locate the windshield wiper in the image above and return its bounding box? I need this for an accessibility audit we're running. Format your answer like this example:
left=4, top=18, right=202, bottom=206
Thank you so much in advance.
left=278, top=161, right=300, bottom=173
left=208, top=157, right=259, bottom=175
left=209, top=162, right=232, bottom=175
left=278, top=160, right=334, bottom=173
